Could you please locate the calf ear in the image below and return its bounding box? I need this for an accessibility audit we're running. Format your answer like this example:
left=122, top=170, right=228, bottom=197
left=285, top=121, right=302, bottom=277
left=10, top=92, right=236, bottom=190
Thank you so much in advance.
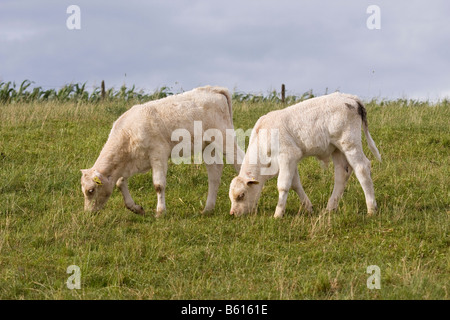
left=93, top=170, right=107, bottom=186
left=244, top=173, right=259, bottom=185
left=246, top=178, right=259, bottom=186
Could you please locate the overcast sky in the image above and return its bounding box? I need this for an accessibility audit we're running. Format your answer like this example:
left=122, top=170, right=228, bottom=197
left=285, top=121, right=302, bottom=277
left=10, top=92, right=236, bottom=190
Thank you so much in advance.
left=1, top=0, right=449, bottom=100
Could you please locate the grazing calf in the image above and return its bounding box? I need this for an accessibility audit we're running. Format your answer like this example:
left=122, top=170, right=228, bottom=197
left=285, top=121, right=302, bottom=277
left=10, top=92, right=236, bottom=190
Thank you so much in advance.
left=81, top=86, right=244, bottom=217
left=229, top=92, right=381, bottom=218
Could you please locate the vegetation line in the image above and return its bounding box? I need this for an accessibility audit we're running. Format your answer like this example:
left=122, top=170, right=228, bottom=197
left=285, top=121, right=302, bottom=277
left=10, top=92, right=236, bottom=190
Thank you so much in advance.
left=2, top=80, right=448, bottom=106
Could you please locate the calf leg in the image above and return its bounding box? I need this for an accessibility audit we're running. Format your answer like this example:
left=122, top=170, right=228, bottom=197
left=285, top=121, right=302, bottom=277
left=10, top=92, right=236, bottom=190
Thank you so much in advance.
left=326, top=150, right=353, bottom=211
left=203, top=163, right=224, bottom=213
left=231, top=142, right=245, bottom=173
left=224, top=127, right=245, bottom=173
left=291, top=169, right=313, bottom=213
left=116, top=177, right=145, bottom=215
left=342, top=147, right=377, bottom=215
left=274, top=155, right=297, bottom=218
left=152, top=160, right=168, bottom=218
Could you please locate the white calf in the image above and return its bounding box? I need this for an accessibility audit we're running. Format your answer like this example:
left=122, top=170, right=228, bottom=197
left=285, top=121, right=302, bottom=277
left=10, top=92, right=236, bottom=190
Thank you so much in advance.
left=229, top=92, right=381, bottom=218
left=81, top=86, right=244, bottom=217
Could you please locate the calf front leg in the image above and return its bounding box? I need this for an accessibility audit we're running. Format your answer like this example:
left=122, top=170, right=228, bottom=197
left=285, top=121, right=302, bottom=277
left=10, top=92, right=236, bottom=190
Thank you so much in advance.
left=116, top=177, right=145, bottom=215
left=274, top=155, right=296, bottom=218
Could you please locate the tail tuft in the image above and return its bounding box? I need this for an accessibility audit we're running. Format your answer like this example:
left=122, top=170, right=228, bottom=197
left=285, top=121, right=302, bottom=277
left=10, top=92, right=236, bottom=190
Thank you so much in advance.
left=355, top=100, right=381, bottom=162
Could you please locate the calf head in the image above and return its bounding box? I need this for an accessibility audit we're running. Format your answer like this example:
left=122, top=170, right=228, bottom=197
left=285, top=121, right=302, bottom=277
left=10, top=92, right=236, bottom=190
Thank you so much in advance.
left=229, top=176, right=261, bottom=217
left=80, top=169, right=114, bottom=212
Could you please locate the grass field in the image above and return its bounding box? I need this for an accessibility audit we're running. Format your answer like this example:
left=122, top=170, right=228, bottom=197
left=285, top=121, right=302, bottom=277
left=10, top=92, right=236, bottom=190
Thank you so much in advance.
left=0, top=96, right=449, bottom=299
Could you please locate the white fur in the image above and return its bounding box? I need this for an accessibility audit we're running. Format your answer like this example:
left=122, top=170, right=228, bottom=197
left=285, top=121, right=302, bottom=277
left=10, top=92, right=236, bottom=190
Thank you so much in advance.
left=229, top=92, right=381, bottom=218
left=81, top=86, right=244, bottom=216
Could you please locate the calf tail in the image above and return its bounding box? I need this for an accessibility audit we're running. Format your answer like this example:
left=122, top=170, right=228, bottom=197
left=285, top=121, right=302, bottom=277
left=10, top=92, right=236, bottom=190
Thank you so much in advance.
left=357, top=101, right=382, bottom=162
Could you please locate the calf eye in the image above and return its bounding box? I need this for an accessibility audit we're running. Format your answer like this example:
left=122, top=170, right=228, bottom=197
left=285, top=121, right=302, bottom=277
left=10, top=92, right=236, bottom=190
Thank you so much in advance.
left=237, top=193, right=245, bottom=201
left=88, top=189, right=94, bottom=195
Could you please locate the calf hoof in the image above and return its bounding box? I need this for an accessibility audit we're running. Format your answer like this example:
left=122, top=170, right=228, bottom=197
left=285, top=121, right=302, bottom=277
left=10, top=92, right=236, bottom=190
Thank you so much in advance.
left=298, top=205, right=314, bottom=215
left=201, top=207, right=214, bottom=215
left=305, top=203, right=314, bottom=213
left=274, top=205, right=285, bottom=219
left=367, top=203, right=378, bottom=216
left=155, top=209, right=166, bottom=218
left=274, top=211, right=284, bottom=219
left=325, top=204, right=337, bottom=212
left=326, top=199, right=338, bottom=212
left=130, top=205, right=145, bottom=216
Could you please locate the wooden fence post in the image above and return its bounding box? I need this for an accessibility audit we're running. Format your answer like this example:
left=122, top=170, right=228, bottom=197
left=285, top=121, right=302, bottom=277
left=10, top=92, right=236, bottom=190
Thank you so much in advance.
left=281, top=84, right=286, bottom=103
left=101, top=80, right=106, bottom=100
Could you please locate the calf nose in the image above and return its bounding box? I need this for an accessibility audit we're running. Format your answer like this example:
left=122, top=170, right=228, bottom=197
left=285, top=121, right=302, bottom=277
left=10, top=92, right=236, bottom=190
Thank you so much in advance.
left=229, top=210, right=234, bottom=216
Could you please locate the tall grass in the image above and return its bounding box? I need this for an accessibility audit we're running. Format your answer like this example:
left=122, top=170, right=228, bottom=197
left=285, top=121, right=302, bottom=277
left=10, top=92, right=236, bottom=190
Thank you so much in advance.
left=0, top=80, right=319, bottom=105
left=0, top=80, right=173, bottom=104
left=3, top=80, right=448, bottom=107
left=232, top=89, right=315, bottom=104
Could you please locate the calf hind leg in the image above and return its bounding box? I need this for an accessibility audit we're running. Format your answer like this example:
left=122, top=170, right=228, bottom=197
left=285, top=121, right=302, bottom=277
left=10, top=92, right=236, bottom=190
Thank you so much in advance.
left=291, top=170, right=313, bottom=213
left=342, top=147, right=377, bottom=215
left=203, top=163, right=224, bottom=213
left=152, top=160, right=168, bottom=218
left=326, top=150, right=353, bottom=212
